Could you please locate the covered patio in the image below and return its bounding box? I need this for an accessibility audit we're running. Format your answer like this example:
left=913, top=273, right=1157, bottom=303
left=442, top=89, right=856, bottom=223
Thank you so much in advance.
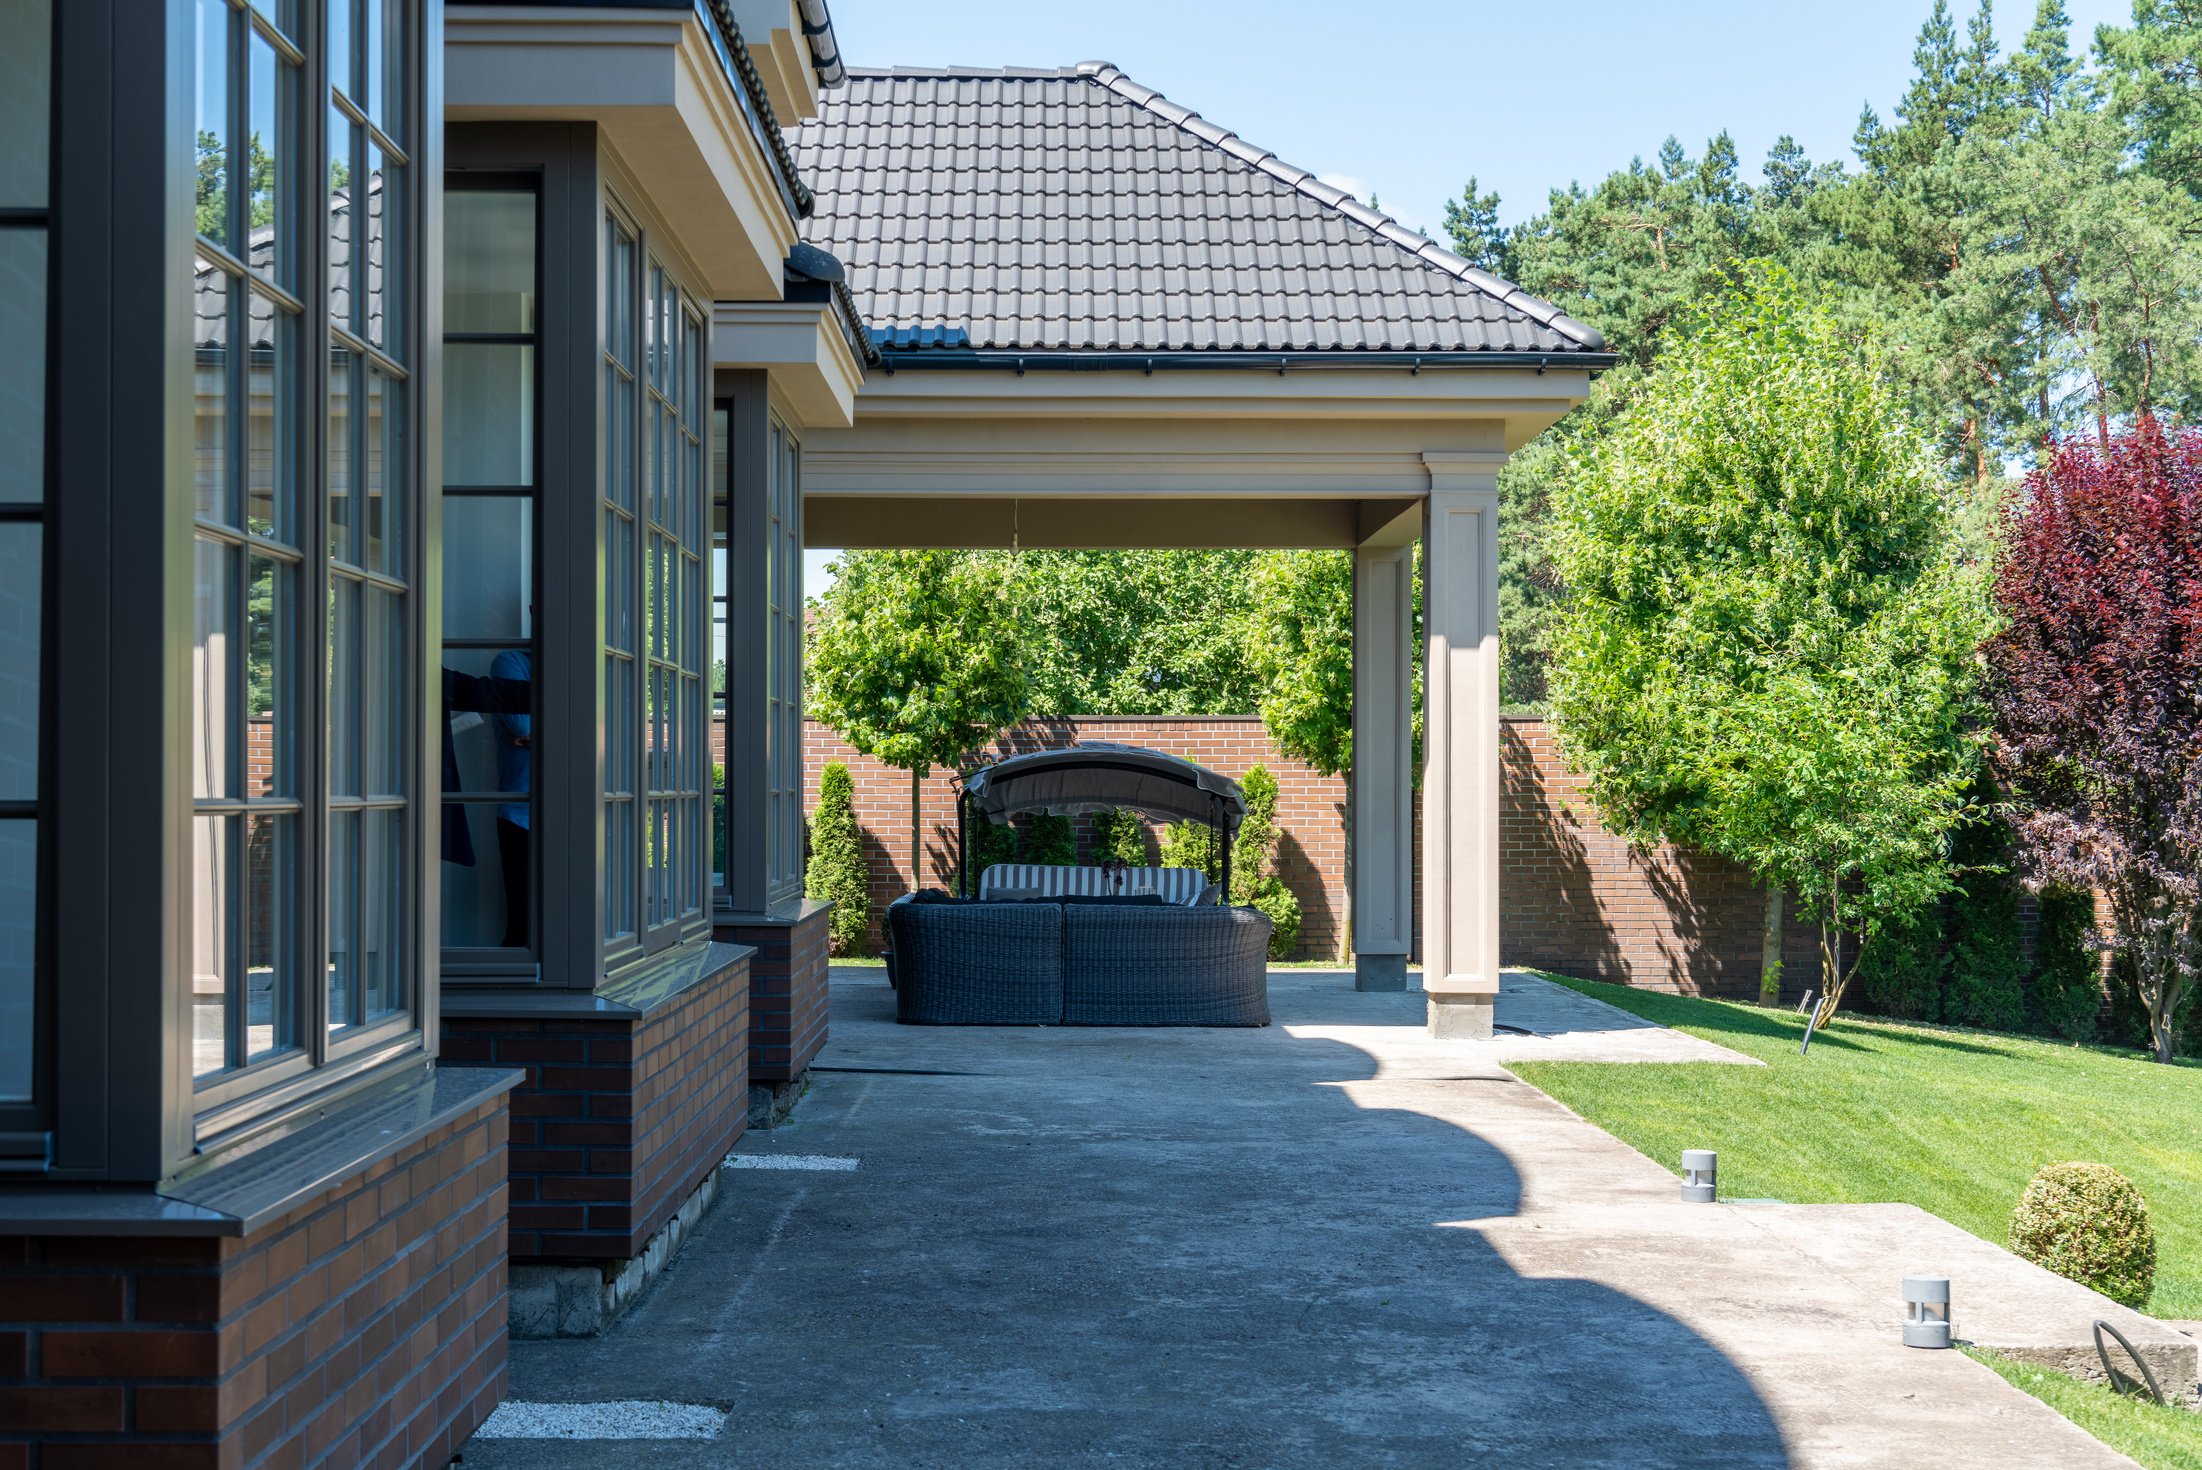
left=465, top=965, right=2137, bottom=1469
left=785, top=62, right=1613, bottom=1036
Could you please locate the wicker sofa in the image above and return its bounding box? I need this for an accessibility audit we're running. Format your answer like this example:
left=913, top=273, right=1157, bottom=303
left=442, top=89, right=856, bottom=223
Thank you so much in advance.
left=886, top=895, right=1271, bottom=1027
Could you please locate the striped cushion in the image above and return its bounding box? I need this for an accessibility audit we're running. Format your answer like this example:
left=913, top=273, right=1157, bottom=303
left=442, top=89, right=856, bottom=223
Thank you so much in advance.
left=978, top=863, right=1210, bottom=906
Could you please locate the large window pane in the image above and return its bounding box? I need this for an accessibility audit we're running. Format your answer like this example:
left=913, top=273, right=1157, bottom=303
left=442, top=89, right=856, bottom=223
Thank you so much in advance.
left=444, top=344, right=533, bottom=487
left=328, top=577, right=358, bottom=796
left=446, top=192, right=536, bottom=334
left=328, top=345, right=355, bottom=561
left=193, top=539, right=239, bottom=802
left=363, top=585, right=402, bottom=797
left=192, top=813, right=233, bottom=1078
left=366, top=145, right=395, bottom=352
left=0, top=0, right=51, bottom=210
left=247, top=292, right=293, bottom=541
left=247, top=553, right=286, bottom=795
left=246, top=27, right=289, bottom=286
left=0, top=821, right=33, bottom=1101
left=194, top=0, right=231, bottom=247
left=195, top=262, right=235, bottom=523
left=0, top=526, right=40, bottom=803
left=442, top=497, right=532, bottom=641
left=365, top=362, right=400, bottom=573
left=244, top=811, right=295, bottom=1061
left=0, top=232, right=46, bottom=500
left=328, top=807, right=357, bottom=1028
left=364, top=807, right=404, bottom=1016
left=329, top=103, right=356, bottom=331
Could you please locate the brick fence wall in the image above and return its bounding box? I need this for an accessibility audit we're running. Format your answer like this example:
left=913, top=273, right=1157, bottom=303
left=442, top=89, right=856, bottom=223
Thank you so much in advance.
left=804, top=717, right=1349, bottom=959
left=803, top=714, right=1863, bottom=996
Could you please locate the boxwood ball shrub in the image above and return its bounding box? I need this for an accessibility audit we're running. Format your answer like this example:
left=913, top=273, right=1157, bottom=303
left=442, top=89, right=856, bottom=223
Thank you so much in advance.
left=806, top=762, right=871, bottom=956
left=2008, top=1161, right=2156, bottom=1309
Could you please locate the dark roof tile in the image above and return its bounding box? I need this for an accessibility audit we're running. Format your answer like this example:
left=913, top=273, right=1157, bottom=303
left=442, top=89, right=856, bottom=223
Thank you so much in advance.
left=789, top=62, right=1607, bottom=357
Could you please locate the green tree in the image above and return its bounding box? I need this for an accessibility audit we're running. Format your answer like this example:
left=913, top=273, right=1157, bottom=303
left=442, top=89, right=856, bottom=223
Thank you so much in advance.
left=1090, top=808, right=1148, bottom=865
left=1549, top=265, right=1993, bottom=1021
left=1005, top=551, right=1258, bottom=716
left=1243, top=551, right=1355, bottom=960
left=808, top=551, right=1028, bottom=893
left=805, top=763, right=870, bottom=955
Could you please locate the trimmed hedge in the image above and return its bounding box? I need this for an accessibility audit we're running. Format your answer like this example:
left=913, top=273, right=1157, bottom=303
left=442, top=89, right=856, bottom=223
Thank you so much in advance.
left=2009, top=1161, right=2156, bottom=1309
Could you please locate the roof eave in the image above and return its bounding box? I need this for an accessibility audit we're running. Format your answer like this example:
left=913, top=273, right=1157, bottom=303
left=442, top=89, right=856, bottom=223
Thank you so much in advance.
left=871, top=348, right=1619, bottom=376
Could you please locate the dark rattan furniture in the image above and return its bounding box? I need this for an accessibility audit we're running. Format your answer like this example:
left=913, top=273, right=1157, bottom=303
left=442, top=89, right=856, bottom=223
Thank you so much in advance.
left=887, top=899, right=1271, bottom=1026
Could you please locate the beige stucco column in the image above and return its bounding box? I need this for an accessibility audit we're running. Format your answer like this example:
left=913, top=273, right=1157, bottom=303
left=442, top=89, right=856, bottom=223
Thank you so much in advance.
left=1351, top=525, right=1416, bottom=991
left=1420, top=451, right=1504, bottom=1038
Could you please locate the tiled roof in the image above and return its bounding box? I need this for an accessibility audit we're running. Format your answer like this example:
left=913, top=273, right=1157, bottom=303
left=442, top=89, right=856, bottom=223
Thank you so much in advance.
left=789, top=62, right=1607, bottom=359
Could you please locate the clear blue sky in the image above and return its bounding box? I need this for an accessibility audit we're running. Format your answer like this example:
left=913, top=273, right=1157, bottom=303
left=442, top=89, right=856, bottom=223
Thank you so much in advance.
left=803, top=0, right=2133, bottom=589
left=825, top=0, right=2135, bottom=232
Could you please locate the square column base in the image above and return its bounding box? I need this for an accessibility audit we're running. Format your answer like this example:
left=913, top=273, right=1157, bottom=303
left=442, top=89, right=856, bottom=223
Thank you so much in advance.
left=1428, top=992, right=1496, bottom=1040
left=1354, top=952, right=1408, bottom=992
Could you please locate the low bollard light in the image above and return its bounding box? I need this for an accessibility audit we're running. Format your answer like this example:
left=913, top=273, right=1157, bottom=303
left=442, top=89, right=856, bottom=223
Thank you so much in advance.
left=1902, top=1277, right=1952, bottom=1348
left=1680, top=1150, right=1717, bottom=1203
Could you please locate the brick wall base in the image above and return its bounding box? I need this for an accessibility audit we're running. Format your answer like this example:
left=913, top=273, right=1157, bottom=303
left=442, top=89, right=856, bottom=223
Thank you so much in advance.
left=0, top=1077, right=513, bottom=1469
left=441, top=943, right=752, bottom=1264
left=714, top=902, right=830, bottom=1089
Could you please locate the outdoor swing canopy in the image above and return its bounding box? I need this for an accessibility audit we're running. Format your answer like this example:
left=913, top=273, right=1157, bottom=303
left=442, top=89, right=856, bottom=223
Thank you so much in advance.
left=960, top=743, right=1248, bottom=833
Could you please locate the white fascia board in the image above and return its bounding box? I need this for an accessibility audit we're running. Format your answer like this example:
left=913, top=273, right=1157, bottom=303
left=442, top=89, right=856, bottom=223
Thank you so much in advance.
left=729, top=0, right=822, bottom=122
left=446, top=6, right=797, bottom=301
left=847, top=363, right=1594, bottom=438
left=714, top=299, right=863, bottom=429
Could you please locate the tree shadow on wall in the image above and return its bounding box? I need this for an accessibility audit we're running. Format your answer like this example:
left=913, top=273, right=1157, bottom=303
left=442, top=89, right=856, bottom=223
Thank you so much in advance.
left=1500, top=726, right=1627, bottom=984
left=1272, top=826, right=1334, bottom=963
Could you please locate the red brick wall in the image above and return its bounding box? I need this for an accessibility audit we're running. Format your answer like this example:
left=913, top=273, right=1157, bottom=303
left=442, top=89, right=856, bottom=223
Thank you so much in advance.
left=441, top=952, right=751, bottom=1262
left=801, top=714, right=1848, bottom=995
left=716, top=906, right=830, bottom=1084
left=1500, top=719, right=1825, bottom=999
left=0, top=1093, right=509, bottom=1469
left=804, top=717, right=1349, bottom=959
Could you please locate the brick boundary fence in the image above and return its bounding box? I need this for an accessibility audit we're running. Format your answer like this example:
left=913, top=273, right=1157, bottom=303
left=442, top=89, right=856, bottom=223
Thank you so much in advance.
left=800, top=714, right=1835, bottom=996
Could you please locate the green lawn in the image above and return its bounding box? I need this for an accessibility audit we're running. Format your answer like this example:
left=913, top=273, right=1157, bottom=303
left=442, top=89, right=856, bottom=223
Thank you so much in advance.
left=1507, top=975, right=2202, bottom=1317
left=1964, top=1350, right=2202, bottom=1470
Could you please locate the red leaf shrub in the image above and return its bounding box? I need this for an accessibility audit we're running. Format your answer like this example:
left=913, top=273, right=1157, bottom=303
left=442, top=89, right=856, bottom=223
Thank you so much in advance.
left=1984, top=419, right=2202, bottom=1062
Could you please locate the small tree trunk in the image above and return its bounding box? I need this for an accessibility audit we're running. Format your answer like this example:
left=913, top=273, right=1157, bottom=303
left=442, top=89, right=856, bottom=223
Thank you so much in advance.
left=909, top=766, right=922, bottom=895
left=1758, top=881, right=1784, bottom=1006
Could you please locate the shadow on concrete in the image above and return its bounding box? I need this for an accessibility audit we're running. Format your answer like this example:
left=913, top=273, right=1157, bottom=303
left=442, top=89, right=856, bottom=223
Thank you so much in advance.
left=482, top=976, right=1793, bottom=1469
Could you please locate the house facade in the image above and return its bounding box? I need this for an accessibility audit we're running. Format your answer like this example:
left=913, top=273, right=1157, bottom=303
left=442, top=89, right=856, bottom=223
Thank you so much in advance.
left=0, top=3, right=1605, bottom=1463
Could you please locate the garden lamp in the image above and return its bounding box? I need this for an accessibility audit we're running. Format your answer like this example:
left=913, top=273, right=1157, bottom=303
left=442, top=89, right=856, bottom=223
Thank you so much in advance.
left=1902, top=1277, right=1952, bottom=1348
left=1680, top=1150, right=1717, bottom=1203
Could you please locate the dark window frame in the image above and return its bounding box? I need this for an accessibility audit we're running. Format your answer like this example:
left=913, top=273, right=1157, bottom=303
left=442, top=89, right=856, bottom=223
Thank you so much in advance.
left=182, top=0, right=436, bottom=1149
left=0, top=0, right=57, bottom=1162
left=601, top=185, right=711, bottom=977
left=439, top=168, right=544, bottom=979
left=712, top=370, right=806, bottom=919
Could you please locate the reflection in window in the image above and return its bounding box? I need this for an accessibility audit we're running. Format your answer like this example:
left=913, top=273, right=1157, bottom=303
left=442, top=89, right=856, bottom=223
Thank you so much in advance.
left=441, top=186, right=540, bottom=959
left=190, top=0, right=416, bottom=1099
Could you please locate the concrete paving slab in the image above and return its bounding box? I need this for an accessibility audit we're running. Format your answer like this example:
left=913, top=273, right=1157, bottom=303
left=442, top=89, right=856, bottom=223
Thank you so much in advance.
left=467, top=970, right=2138, bottom=1469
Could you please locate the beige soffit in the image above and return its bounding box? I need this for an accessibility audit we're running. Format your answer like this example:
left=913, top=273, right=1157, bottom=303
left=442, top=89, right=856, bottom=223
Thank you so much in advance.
left=713, top=299, right=864, bottom=429
left=730, top=0, right=823, bottom=123
left=445, top=5, right=798, bottom=301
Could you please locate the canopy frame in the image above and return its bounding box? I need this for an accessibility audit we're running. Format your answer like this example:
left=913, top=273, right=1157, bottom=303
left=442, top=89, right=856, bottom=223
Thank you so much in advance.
left=954, top=743, right=1247, bottom=900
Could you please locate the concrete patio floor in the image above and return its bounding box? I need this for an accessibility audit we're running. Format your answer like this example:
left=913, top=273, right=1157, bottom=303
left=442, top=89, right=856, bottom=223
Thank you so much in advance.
left=464, top=969, right=2137, bottom=1469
